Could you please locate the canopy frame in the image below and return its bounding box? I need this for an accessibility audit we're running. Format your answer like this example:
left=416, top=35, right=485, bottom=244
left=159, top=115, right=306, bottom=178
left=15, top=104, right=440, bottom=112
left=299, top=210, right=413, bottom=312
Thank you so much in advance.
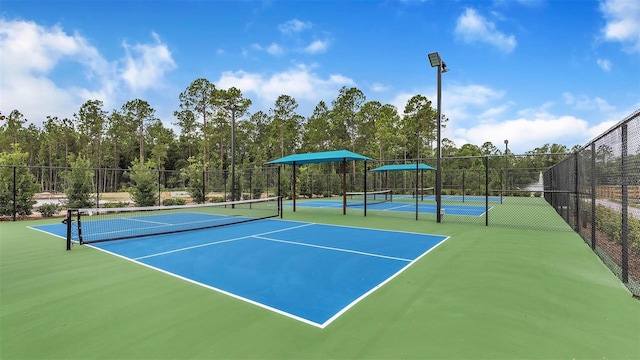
left=266, top=150, right=373, bottom=215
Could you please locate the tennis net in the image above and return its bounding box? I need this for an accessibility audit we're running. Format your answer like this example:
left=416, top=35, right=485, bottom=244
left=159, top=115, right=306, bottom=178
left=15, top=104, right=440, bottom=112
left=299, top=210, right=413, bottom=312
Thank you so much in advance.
left=345, top=190, right=392, bottom=207
left=65, top=196, right=282, bottom=245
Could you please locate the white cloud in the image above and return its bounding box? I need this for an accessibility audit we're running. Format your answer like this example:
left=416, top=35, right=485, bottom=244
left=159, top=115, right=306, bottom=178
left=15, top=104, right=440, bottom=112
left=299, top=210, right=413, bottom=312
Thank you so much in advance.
left=562, top=92, right=575, bottom=105
left=0, top=18, right=177, bottom=127
left=370, top=83, right=390, bottom=92
left=245, top=42, right=285, bottom=56
left=599, top=0, right=640, bottom=52
left=455, top=8, right=517, bottom=53
left=278, top=19, right=312, bottom=34
left=121, top=32, right=176, bottom=92
left=266, top=43, right=284, bottom=55
left=440, top=84, right=506, bottom=124
left=452, top=114, right=591, bottom=152
left=479, top=105, right=510, bottom=119
left=217, top=64, right=355, bottom=112
left=0, top=18, right=114, bottom=124
left=304, top=39, right=329, bottom=54
left=575, top=97, right=615, bottom=113
left=389, top=83, right=620, bottom=153
left=596, top=58, right=612, bottom=71
left=562, top=92, right=616, bottom=113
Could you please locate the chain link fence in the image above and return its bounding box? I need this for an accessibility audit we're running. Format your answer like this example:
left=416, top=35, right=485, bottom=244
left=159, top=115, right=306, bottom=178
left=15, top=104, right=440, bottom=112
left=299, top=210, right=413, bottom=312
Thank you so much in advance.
left=546, top=110, right=640, bottom=296
left=0, top=165, right=280, bottom=220
left=282, top=155, right=570, bottom=229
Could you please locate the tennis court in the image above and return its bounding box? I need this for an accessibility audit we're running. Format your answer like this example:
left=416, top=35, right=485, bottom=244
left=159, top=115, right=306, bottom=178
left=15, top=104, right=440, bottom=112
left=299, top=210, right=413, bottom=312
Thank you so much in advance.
left=291, top=198, right=490, bottom=216
left=3, top=204, right=639, bottom=359
left=32, top=215, right=448, bottom=328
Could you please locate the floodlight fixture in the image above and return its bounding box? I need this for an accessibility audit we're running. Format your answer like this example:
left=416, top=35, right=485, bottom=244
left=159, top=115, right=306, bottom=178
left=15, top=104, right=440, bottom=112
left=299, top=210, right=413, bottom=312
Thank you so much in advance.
left=428, top=52, right=441, bottom=67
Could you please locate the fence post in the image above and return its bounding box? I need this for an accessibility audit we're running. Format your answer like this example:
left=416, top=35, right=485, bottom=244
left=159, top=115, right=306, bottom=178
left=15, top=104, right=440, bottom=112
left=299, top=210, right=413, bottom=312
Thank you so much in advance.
left=574, top=152, right=579, bottom=231
left=590, top=142, right=596, bottom=250
left=462, top=170, right=465, bottom=202
left=158, top=167, right=161, bottom=206
left=621, top=123, right=629, bottom=283
left=95, top=168, right=100, bottom=208
left=12, top=166, right=16, bottom=221
left=485, top=156, right=489, bottom=226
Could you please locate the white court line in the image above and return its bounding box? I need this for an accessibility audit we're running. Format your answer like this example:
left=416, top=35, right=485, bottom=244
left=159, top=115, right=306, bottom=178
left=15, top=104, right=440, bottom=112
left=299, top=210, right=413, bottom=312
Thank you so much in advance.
left=319, top=235, right=450, bottom=328
left=382, top=204, right=415, bottom=211
left=88, top=244, right=323, bottom=328
left=253, top=235, right=413, bottom=262
left=133, top=223, right=314, bottom=260
left=69, top=218, right=450, bottom=329
left=123, top=218, right=172, bottom=225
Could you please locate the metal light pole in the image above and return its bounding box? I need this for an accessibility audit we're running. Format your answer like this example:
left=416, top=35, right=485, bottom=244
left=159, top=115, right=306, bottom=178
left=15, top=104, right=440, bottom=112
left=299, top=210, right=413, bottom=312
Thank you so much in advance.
left=428, top=52, right=448, bottom=223
left=230, top=106, right=237, bottom=202
left=504, top=139, right=509, bottom=195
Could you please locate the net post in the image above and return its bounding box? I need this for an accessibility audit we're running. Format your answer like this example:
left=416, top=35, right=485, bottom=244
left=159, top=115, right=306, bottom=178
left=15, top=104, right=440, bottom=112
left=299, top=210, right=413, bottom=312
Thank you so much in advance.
left=77, top=211, right=83, bottom=245
left=65, top=210, right=72, bottom=250
left=279, top=196, right=283, bottom=219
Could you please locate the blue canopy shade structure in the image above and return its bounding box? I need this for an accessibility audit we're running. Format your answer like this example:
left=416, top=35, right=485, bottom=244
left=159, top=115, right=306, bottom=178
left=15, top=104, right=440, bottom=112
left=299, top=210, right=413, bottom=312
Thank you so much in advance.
left=266, top=150, right=372, bottom=165
left=371, top=164, right=436, bottom=172
left=266, top=150, right=373, bottom=215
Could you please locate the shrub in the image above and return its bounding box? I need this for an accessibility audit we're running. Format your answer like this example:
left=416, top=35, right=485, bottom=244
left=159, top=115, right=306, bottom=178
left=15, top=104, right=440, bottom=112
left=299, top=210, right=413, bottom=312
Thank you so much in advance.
left=38, top=203, right=60, bottom=217
left=181, top=157, right=207, bottom=204
left=102, top=201, right=130, bottom=208
left=595, top=204, right=640, bottom=254
left=62, top=156, right=94, bottom=209
left=253, top=187, right=263, bottom=199
left=0, top=146, right=39, bottom=216
left=127, top=159, right=159, bottom=207
left=163, top=198, right=186, bottom=206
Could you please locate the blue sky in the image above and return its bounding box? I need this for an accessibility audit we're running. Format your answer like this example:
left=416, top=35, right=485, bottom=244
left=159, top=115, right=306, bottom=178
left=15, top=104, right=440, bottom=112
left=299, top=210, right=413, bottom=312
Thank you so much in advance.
left=1, top=0, right=638, bottom=153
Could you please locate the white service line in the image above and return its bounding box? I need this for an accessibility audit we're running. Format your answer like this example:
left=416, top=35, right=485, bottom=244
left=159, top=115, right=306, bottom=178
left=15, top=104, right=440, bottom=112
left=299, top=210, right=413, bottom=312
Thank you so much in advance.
left=134, top=223, right=314, bottom=260
left=252, top=235, right=413, bottom=262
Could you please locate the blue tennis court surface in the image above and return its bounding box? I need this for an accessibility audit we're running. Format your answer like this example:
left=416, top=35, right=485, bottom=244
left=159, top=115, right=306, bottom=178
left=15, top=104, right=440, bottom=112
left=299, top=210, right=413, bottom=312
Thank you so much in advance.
left=31, top=219, right=448, bottom=328
left=290, top=199, right=491, bottom=216
left=394, top=194, right=503, bottom=202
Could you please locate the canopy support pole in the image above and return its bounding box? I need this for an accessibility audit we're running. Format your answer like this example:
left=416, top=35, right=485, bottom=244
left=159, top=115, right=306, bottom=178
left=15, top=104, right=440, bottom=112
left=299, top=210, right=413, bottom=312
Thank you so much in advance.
left=342, top=158, right=347, bottom=215
left=364, top=161, right=367, bottom=217
left=415, top=161, right=419, bottom=220
left=292, top=161, right=297, bottom=212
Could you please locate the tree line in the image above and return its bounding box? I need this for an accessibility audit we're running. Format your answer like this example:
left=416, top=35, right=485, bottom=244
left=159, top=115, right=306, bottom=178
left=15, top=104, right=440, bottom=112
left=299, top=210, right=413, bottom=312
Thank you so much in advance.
left=0, top=77, right=577, bottom=175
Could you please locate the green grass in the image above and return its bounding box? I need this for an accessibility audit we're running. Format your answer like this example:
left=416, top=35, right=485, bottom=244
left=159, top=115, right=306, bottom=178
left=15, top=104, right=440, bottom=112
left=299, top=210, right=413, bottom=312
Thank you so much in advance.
left=1, top=206, right=639, bottom=359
